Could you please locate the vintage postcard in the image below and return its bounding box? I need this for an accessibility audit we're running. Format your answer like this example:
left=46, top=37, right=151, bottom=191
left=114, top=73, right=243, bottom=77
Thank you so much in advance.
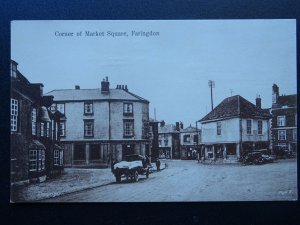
left=10, top=20, right=297, bottom=202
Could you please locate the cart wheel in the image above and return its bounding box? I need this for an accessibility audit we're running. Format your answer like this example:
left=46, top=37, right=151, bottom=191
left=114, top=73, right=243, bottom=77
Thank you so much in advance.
left=134, top=171, right=139, bottom=182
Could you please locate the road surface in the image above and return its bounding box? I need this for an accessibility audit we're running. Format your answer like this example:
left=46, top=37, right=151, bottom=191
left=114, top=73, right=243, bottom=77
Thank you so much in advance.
left=43, top=159, right=297, bottom=202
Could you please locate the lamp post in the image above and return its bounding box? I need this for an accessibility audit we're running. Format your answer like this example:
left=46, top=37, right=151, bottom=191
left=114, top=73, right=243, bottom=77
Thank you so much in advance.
left=195, top=120, right=200, bottom=162
left=208, top=80, right=215, bottom=111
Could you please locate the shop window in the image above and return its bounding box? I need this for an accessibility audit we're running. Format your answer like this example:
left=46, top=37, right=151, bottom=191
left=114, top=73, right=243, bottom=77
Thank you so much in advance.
left=74, top=144, right=85, bottom=160
left=11, top=99, right=18, bottom=132
left=54, top=150, right=59, bottom=165
left=90, top=144, right=101, bottom=160
left=29, top=150, right=37, bottom=171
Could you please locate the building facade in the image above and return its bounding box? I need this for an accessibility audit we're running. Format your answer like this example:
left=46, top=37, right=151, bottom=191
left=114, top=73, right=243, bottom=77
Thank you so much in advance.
left=11, top=60, right=63, bottom=187
left=158, top=124, right=180, bottom=159
left=200, top=95, right=270, bottom=162
left=270, top=84, right=297, bottom=156
left=179, top=125, right=201, bottom=159
left=46, top=77, right=150, bottom=167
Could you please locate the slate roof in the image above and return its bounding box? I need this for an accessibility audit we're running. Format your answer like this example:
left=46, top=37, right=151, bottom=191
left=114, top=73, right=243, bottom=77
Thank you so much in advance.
left=45, top=88, right=149, bottom=103
left=200, top=95, right=270, bottom=122
left=278, top=94, right=297, bottom=107
left=181, top=125, right=198, bottom=133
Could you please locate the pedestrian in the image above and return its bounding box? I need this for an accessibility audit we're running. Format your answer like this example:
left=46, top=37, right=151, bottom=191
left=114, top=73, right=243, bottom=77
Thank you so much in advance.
left=156, top=158, right=161, bottom=171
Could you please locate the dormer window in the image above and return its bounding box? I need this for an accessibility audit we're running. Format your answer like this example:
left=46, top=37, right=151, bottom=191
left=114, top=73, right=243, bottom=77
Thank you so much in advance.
left=123, top=103, right=133, bottom=116
left=84, top=102, right=93, bottom=115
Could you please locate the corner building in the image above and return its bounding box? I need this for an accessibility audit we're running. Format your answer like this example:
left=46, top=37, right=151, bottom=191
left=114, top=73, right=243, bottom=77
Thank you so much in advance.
left=46, top=77, right=150, bottom=167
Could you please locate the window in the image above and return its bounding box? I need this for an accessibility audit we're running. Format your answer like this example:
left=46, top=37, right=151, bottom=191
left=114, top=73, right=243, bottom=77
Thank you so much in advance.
left=50, top=103, right=56, bottom=112
left=217, top=121, right=221, bottom=135
left=29, top=149, right=45, bottom=171
left=11, top=62, right=17, bottom=77
left=123, top=120, right=134, bottom=137
left=159, top=139, right=162, bottom=146
left=277, top=116, right=286, bottom=127
left=183, top=135, right=190, bottom=143
left=278, top=130, right=286, bottom=140
left=257, top=120, right=263, bottom=135
left=46, top=122, right=50, bottom=137
left=123, top=103, right=133, bottom=115
left=32, top=108, right=37, bottom=135
left=59, top=122, right=65, bottom=137
left=40, top=122, right=45, bottom=136
left=74, top=144, right=85, bottom=160
left=11, top=99, right=18, bottom=131
left=293, top=129, right=297, bottom=141
left=84, top=120, right=94, bottom=137
left=56, top=103, right=65, bottom=114
left=84, top=102, right=93, bottom=114
left=194, top=134, right=199, bottom=143
left=54, top=150, right=59, bottom=165
left=246, top=119, right=252, bottom=134
left=164, top=139, right=169, bottom=146
left=90, top=144, right=101, bottom=160
left=60, top=151, right=63, bottom=165
left=29, top=150, right=37, bottom=171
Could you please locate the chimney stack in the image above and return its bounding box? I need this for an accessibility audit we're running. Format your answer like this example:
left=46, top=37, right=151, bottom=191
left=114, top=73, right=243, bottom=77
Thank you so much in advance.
left=272, top=84, right=279, bottom=105
left=75, top=85, right=80, bottom=90
left=101, top=77, right=110, bottom=94
left=256, top=95, right=261, bottom=108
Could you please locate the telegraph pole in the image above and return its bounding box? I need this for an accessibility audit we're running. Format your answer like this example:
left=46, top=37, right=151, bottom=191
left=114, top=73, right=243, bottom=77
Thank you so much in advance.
left=208, top=80, right=215, bottom=111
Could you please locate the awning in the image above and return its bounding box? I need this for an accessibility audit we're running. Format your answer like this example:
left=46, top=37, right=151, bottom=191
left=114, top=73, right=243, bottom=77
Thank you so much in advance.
left=29, top=140, right=46, bottom=150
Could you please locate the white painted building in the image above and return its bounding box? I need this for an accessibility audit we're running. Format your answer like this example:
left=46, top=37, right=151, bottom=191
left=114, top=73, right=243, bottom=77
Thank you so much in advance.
left=46, top=77, right=150, bottom=167
left=199, top=95, right=270, bottom=162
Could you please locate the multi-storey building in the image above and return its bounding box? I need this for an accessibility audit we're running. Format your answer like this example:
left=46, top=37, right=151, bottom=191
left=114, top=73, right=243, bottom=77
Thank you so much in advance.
left=199, top=95, right=270, bottom=162
left=46, top=77, right=150, bottom=167
left=179, top=124, right=201, bottom=159
left=270, top=84, right=297, bottom=156
left=11, top=60, right=63, bottom=188
left=158, top=123, right=180, bottom=159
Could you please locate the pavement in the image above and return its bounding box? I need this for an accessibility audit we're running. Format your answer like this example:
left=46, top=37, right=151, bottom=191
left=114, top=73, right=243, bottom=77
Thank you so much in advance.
left=11, top=161, right=166, bottom=202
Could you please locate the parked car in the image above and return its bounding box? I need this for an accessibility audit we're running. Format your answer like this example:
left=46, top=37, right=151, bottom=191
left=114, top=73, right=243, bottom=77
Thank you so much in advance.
left=241, top=150, right=275, bottom=165
left=112, top=154, right=152, bottom=183
left=274, top=149, right=296, bottom=159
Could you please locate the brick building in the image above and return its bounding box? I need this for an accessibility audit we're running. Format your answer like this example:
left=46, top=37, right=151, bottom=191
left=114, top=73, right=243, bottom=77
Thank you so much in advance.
left=270, top=84, right=297, bottom=156
left=11, top=60, right=64, bottom=187
left=45, top=77, right=150, bottom=167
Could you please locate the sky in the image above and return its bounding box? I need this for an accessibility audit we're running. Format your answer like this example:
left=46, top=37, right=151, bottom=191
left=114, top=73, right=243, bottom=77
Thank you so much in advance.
left=11, top=20, right=297, bottom=127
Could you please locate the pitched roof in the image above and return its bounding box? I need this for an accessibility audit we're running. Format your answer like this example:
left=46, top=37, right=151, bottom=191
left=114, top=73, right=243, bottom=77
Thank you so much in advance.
left=45, top=88, right=149, bottom=103
left=158, top=124, right=177, bottom=133
left=200, top=95, right=270, bottom=122
left=181, top=125, right=197, bottom=133
left=278, top=94, right=297, bottom=107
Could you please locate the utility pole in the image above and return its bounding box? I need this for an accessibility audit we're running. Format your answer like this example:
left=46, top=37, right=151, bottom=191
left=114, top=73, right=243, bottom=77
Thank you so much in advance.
left=208, top=80, right=215, bottom=111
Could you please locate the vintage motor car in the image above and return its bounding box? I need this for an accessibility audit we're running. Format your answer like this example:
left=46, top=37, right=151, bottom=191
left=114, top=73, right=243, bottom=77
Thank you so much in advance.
left=241, top=150, right=275, bottom=165
left=112, top=154, right=151, bottom=183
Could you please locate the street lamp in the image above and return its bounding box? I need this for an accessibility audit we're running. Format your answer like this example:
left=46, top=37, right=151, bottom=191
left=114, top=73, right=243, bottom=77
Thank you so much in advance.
left=208, top=80, right=215, bottom=111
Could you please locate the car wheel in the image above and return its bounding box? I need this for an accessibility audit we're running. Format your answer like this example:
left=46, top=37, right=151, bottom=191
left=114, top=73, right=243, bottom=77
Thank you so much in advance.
left=134, top=171, right=139, bottom=182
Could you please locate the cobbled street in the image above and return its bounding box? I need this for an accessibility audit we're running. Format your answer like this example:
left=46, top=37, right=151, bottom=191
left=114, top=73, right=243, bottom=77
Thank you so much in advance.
left=43, top=159, right=297, bottom=202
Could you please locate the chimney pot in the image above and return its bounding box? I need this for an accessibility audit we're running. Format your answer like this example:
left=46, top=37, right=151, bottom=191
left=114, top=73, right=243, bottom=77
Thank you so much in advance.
left=256, top=95, right=261, bottom=108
